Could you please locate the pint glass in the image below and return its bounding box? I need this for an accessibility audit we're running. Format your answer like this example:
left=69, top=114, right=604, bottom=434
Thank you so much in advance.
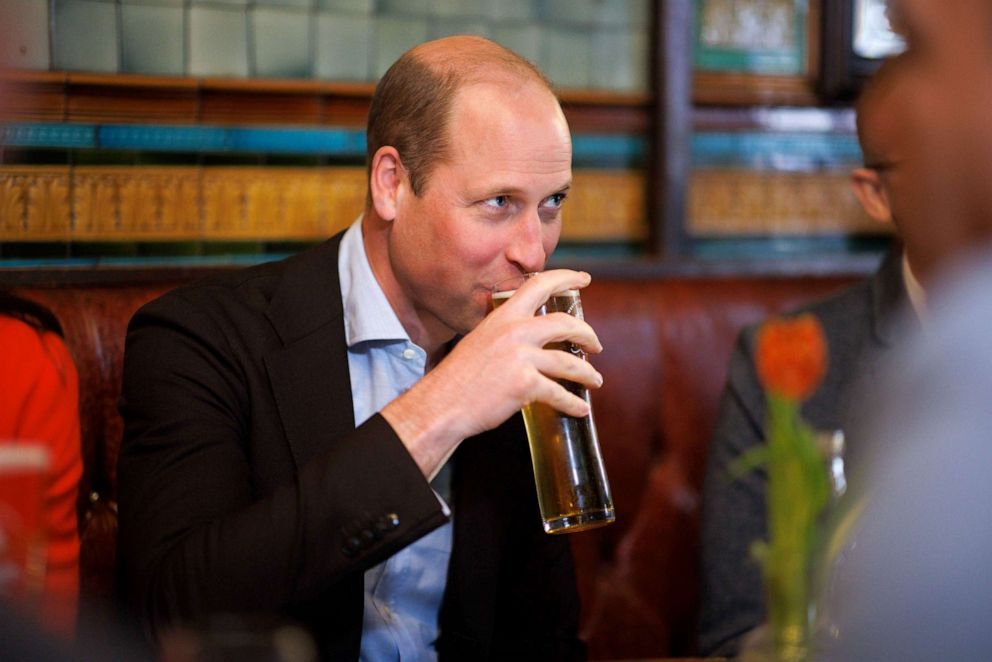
left=492, top=274, right=615, bottom=534
left=0, top=443, right=49, bottom=608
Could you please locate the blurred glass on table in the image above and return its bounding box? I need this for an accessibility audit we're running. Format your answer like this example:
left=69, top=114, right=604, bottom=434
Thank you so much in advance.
left=0, top=442, right=49, bottom=612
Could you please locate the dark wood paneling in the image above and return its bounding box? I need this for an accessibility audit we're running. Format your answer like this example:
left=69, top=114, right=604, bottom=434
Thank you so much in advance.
left=651, top=0, right=693, bottom=257
left=0, top=71, right=651, bottom=132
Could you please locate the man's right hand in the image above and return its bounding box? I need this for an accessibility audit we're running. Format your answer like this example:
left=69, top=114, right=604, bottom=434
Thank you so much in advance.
left=381, top=269, right=604, bottom=479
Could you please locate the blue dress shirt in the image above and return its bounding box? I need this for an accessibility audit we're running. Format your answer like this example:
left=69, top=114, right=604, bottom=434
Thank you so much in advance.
left=337, top=219, right=453, bottom=662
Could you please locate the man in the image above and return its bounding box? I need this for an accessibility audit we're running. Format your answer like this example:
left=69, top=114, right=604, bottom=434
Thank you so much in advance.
left=697, top=55, right=933, bottom=657
left=116, top=36, right=600, bottom=660
left=815, top=0, right=992, bottom=658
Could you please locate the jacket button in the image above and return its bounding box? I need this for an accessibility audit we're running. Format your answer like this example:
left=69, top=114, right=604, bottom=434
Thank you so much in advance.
left=375, top=513, right=400, bottom=532
left=342, top=535, right=363, bottom=557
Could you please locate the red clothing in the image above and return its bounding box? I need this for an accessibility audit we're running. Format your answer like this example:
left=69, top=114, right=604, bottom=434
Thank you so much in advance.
left=0, top=316, right=82, bottom=638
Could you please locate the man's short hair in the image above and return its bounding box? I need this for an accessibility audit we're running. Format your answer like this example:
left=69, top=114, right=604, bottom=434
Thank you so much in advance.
left=365, top=37, right=555, bottom=199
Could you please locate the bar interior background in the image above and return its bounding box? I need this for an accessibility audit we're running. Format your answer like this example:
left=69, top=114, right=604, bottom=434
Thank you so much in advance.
left=0, top=0, right=904, bottom=274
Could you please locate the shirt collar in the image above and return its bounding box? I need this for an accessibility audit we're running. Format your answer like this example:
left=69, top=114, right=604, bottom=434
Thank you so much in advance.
left=338, top=217, right=410, bottom=348
left=902, top=252, right=928, bottom=324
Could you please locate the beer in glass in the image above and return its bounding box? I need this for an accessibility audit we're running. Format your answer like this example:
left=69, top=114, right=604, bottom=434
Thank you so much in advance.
left=491, top=274, right=615, bottom=534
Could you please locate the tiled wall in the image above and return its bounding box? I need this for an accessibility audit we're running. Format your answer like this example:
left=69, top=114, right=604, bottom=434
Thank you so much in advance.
left=0, top=0, right=651, bottom=92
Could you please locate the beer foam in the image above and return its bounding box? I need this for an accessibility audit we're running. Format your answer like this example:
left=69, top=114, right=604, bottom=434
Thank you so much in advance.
left=492, top=289, right=579, bottom=300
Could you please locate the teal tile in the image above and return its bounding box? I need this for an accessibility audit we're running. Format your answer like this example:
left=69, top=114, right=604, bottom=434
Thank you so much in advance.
left=431, top=0, right=486, bottom=18
left=541, top=28, right=591, bottom=89
left=587, top=0, right=651, bottom=27
left=189, top=6, right=249, bottom=77
left=120, top=0, right=184, bottom=6
left=430, top=18, right=489, bottom=40
left=316, top=0, right=373, bottom=12
left=0, top=0, right=50, bottom=70
left=54, top=0, right=119, bottom=73
left=255, top=0, right=313, bottom=7
left=492, top=23, right=541, bottom=65
left=1, top=123, right=96, bottom=149
left=373, top=16, right=429, bottom=77
left=378, top=0, right=431, bottom=17
left=315, top=12, right=373, bottom=80
left=543, top=0, right=597, bottom=26
left=252, top=8, right=311, bottom=78
left=486, top=0, right=536, bottom=21
left=591, top=28, right=648, bottom=92
left=121, top=3, right=184, bottom=75
left=97, top=125, right=228, bottom=151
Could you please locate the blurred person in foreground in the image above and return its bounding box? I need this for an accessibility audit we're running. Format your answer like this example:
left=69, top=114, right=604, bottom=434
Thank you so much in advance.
left=696, top=46, right=965, bottom=656
left=0, top=292, right=82, bottom=639
left=815, top=0, right=992, bottom=659
left=116, top=36, right=597, bottom=660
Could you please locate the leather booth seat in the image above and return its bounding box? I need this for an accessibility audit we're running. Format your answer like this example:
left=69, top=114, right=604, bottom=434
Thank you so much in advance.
left=15, top=269, right=855, bottom=659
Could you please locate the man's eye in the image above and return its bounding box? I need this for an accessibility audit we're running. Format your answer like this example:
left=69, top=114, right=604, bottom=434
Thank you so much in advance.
left=483, top=195, right=510, bottom=208
left=542, top=192, right=567, bottom=209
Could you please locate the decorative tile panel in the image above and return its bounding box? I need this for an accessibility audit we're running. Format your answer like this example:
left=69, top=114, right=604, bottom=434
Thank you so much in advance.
left=688, top=169, right=877, bottom=236
left=0, top=167, right=72, bottom=239
left=566, top=170, right=647, bottom=241
left=0, top=166, right=651, bottom=243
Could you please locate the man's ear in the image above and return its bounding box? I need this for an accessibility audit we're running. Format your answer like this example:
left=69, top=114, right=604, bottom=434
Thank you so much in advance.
left=369, top=146, right=404, bottom=221
left=851, top=167, right=894, bottom=224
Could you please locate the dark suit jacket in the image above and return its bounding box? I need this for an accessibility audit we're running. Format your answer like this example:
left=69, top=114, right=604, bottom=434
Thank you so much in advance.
left=697, top=248, right=911, bottom=657
left=116, top=234, right=585, bottom=660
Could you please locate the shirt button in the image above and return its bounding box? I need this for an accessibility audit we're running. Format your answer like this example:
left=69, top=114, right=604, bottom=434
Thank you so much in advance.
left=402, top=348, right=416, bottom=360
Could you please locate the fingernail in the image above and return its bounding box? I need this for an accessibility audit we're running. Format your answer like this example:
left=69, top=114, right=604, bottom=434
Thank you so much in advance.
left=595, top=372, right=604, bottom=387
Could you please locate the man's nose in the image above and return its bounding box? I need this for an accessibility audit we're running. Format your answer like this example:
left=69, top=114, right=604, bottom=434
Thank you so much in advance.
left=505, top=210, right=548, bottom=273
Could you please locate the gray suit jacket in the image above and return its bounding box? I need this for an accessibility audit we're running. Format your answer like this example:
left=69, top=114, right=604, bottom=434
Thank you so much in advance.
left=698, top=248, right=909, bottom=657
left=117, top=233, right=585, bottom=661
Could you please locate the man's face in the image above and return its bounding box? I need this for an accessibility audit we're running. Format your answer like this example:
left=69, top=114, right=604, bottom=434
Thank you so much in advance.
left=878, top=0, right=992, bottom=281
left=386, top=79, right=572, bottom=336
left=857, top=62, right=938, bottom=279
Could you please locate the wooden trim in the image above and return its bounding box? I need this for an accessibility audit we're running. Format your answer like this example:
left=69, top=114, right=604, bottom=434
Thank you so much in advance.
left=819, top=0, right=887, bottom=101
left=0, top=252, right=880, bottom=285
left=692, top=71, right=818, bottom=106
left=0, top=70, right=651, bottom=132
left=650, top=0, right=693, bottom=257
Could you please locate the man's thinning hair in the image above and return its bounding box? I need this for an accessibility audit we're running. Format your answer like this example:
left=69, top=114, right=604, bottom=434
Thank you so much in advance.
left=365, top=36, right=556, bottom=200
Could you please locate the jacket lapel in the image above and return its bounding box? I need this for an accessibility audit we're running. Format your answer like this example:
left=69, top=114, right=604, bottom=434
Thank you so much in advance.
left=871, top=243, right=914, bottom=348
left=263, top=234, right=357, bottom=471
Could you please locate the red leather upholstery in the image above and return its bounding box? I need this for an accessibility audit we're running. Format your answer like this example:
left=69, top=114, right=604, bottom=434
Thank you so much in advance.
left=15, top=271, right=854, bottom=658
left=14, top=283, right=179, bottom=605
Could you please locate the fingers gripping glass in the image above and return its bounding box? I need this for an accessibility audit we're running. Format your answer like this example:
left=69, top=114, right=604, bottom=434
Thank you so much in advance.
left=491, top=273, right=615, bottom=534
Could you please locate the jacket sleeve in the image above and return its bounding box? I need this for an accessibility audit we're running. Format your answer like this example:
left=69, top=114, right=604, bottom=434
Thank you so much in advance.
left=697, top=327, right=769, bottom=657
left=116, top=290, right=448, bottom=639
